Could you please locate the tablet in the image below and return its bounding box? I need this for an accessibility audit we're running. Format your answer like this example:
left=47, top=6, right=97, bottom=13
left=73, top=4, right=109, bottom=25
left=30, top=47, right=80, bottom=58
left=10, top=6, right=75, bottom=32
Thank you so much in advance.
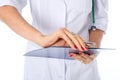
left=24, top=46, right=115, bottom=59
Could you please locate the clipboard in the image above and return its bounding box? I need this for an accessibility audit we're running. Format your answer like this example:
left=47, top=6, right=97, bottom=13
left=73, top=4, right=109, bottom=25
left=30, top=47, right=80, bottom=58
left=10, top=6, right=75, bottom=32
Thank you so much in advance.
left=24, top=46, right=115, bottom=60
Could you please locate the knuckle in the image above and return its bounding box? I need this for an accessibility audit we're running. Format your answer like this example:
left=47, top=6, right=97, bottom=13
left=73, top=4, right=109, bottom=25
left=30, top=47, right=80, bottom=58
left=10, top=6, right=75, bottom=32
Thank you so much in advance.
left=67, top=39, right=72, bottom=43
left=59, top=28, right=65, bottom=32
left=73, top=35, right=76, bottom=38
left=75, top=34, right=79, bottom=37
left=57, top=28, right=65, bottom=37
left=90, top=58, right=94, bottom=61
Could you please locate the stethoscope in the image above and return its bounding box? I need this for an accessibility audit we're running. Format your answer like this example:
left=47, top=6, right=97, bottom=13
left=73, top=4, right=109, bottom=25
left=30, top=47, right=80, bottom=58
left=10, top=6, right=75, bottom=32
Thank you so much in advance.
left=91, top=0, right=97, bottom=31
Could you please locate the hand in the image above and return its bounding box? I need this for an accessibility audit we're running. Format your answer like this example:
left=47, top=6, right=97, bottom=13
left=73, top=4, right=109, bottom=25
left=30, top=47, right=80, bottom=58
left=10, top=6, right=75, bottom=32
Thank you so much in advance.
left=69, top=44, right=98, bottom=64
left=38, top=28, right=88, bottom=51
left=69, top=52, right=97, bottom=64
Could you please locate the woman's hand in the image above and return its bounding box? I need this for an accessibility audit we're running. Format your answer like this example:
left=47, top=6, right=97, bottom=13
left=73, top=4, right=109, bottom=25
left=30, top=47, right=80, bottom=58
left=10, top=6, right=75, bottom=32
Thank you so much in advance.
left=69, top=44, right=98, bottom=64
left=69, top=53, right=97, bottom=64
left=38, top=28, right=87, bottom=51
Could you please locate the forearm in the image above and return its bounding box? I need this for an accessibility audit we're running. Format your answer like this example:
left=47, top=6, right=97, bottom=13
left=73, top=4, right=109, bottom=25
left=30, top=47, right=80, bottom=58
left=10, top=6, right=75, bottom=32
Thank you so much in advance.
left=89, top=29, right=104, bottom=48
left=0, top=6, right=43, bottom=45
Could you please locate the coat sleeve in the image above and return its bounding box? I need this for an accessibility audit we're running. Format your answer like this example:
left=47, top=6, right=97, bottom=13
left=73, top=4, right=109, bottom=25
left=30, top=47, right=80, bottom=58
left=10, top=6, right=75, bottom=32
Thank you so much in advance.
left=0, top=0, right=27, bottom=13
left=88, top=0, right=108, bottom=33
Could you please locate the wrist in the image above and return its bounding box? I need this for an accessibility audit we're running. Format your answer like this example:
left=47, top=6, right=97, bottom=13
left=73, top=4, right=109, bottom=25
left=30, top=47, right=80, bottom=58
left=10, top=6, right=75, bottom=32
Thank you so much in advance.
left=34, top=33, right=45, bottom=46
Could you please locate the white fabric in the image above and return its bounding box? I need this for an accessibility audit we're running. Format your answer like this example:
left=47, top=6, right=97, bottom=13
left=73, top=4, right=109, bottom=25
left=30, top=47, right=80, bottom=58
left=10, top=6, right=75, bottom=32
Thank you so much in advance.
left=0, top=0, right=108, bottom=80
left=0, top=0, right=27, bottom=13
left=24, top=57, right=100, bottom=80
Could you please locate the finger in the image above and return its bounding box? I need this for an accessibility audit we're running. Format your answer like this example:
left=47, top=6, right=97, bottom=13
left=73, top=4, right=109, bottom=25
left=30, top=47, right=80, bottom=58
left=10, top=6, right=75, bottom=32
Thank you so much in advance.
left=83, top=54, right=97, bottom=64
left=82, top=60, right=90, bottom=64
left=62, top=34, right=76, bottom=50
left=69, top=53, right=92, bottom=64
left=89, top=54, right=97, bottom=59
left=81, top=54, right=93, bottom=63
left=63, top=29, right=83, bottom=51
left=57, top=28, right=77, bottom=49
left=69, top=53, right=83, bottom=61
left=75, top=35, right=88, bottom=51
left=71, top=53, right=89, bottom=64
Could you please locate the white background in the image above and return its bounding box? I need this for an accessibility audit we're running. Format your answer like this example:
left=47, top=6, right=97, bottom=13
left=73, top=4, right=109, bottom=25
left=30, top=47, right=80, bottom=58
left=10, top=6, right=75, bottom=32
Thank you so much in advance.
left=0, top=0, right=120, bottom=80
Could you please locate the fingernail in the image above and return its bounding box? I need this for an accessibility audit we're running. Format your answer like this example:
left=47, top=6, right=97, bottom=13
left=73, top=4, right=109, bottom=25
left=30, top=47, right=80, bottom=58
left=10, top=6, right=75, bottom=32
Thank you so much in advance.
left=81, top=46, right=84, bottom=50
left=74, top=45, right=77, bottom=49
left=69, top=53, right=73, bottom=57
left=81, top=46, right=85, bottom=51
left=81, top=46, right=88, bottom=51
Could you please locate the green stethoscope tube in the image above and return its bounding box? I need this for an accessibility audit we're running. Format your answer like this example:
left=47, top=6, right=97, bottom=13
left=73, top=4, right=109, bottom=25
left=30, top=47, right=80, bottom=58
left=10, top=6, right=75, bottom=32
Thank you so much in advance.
left=92, top=0, right=95, bottom=24
left=91, top=0, right=96, bottom=31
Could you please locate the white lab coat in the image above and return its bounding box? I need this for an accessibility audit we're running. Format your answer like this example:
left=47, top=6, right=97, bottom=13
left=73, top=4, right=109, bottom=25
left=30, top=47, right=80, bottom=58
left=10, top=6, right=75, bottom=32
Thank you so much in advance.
left=0, top=0, right=108, bottom=80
